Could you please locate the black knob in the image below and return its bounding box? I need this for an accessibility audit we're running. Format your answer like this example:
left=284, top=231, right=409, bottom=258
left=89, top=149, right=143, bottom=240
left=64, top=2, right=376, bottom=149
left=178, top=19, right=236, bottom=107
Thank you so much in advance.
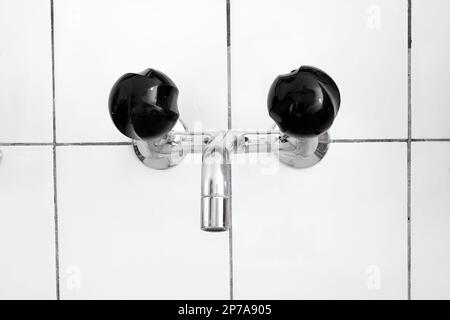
left=268, top=66, right=340, bottom=138
left=109, top=68, right=180, bottom=140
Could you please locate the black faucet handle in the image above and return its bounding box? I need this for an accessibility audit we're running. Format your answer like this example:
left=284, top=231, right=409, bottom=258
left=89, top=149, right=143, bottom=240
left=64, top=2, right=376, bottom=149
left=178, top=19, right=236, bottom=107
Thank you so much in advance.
left=267, top=66, right=341, bottom=138
left=109, top=68, right=180, bottom=140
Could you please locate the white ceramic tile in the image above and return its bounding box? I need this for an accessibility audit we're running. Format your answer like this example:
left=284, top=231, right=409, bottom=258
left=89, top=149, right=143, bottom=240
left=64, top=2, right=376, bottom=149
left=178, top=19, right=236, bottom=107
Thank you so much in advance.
left=412, top=0, right=450, bottom=139
left=0, top=147, right=56, bottom=299
left=411, top=142, right=450, bottom=299
left=232, top=143, right=407, bottom=299
left=231, top=0, right=407, bottom=139
left=0, top=0, right=53, bottom=142
left=55, top=0, right=228, bottom=143
left=57, top=146, right=228, bottom=299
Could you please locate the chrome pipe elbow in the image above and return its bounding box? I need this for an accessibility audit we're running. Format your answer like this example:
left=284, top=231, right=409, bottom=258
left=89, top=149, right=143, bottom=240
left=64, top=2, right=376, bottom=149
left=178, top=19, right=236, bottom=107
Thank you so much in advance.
left=201, top=132, right=233, bottom=232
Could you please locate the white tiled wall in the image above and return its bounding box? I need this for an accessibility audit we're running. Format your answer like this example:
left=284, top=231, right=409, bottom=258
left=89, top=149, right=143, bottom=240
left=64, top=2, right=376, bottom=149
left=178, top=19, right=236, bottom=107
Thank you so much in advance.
left=233, top=143, right=407, bottom=299
left=57, top=149, right=228, bottom=299
left=412, top=0, right=450, bottom=138
left=0, top=147, right=56, bottom=299
left=54, top=0, right=228, bottom=143
left=231, top=0, right=408, bottom=139
left=0, top=0, right=53, bottom=142
left=0, top=0, right=449, bottom=300
left=412, top=143, right=450, bottom=300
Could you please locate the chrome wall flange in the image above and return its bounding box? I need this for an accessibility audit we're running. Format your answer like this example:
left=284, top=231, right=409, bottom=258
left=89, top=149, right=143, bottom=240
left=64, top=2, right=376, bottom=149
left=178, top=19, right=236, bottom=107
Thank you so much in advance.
left=278, top=131, right=330, bottom=169
left=132, top=120, right=188, bottom=170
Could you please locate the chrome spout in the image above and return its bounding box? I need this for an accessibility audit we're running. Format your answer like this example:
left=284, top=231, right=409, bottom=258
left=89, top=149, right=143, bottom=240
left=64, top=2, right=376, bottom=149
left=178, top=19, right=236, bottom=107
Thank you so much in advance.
left=201, top=132, right=234, bottom=232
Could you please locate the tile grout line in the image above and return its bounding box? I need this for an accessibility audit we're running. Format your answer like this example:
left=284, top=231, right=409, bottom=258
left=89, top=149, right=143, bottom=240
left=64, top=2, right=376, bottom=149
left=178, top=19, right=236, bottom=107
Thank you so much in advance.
left=226, top=0, right=234, bottom=301
left=56, top=142, right=132, bottom=146
left=226, top=0, right=231, bottom=130
left=50, top=0, right=61, bottom=300
left=407, top=0, right=412, bottom=301
left=2, top=139, right=450, bottom=147
left=0, top=143, right=54, bottom=146
left=411, top=138, right=450, bottom=142
left=331, top=139, right=407, bottom=143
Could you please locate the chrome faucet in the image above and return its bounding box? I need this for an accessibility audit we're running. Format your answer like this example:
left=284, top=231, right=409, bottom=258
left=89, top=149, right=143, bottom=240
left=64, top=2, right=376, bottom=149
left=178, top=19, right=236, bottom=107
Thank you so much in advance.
left=108, top=66, right=340, bottom=232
